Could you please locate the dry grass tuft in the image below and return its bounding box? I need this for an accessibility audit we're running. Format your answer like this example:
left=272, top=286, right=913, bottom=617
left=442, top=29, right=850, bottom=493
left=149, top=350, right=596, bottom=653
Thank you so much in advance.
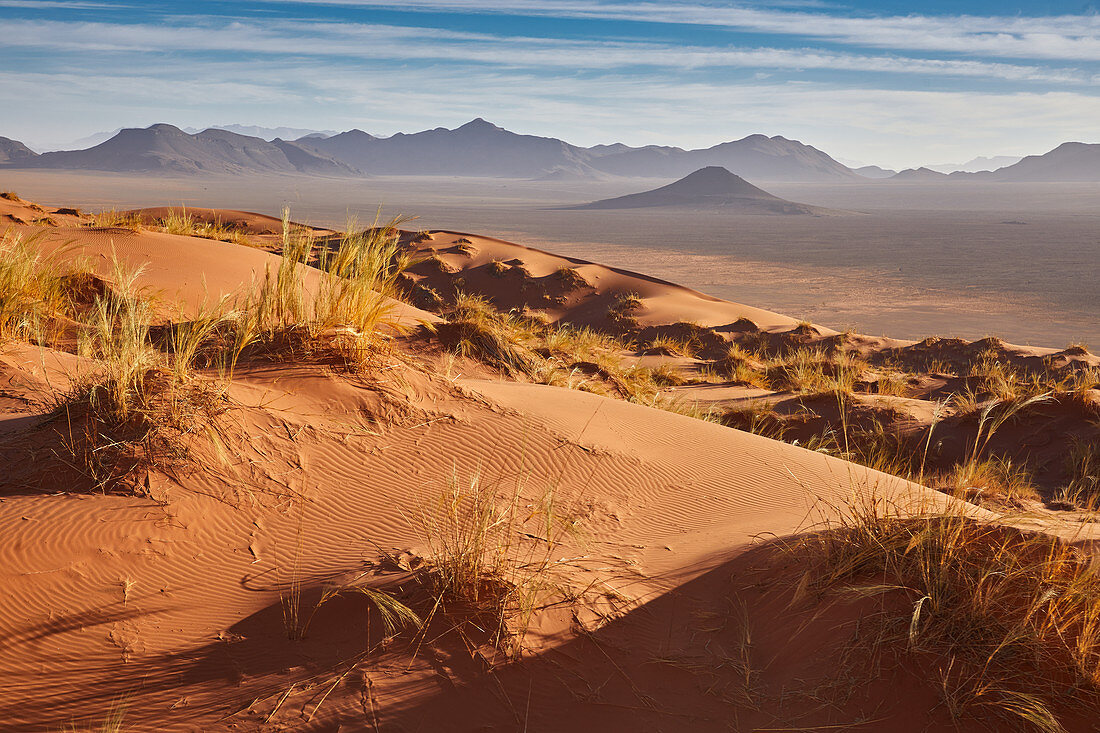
left=426, top=293, right=537, bottom=376
left=157, top=207, right=250, bottom=246
left=88, top=209, right=143, bottom=232
left=788, top=492, right=1100, bottom=731
left=415, top=467, right=583, bottom=657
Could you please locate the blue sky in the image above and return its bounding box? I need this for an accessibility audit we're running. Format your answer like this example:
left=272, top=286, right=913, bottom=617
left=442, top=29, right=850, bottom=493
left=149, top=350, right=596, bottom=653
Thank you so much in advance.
left=1, top=0, right=1099, bottom=167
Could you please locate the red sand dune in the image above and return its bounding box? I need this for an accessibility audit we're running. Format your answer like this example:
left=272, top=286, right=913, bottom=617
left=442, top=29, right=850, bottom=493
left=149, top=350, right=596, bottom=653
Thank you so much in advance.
left=0, top=195, right=1097, bottom=731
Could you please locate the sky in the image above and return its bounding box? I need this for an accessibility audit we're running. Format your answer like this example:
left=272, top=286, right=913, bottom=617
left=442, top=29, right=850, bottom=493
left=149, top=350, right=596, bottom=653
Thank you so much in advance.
left=1, top=0, right=1099, bottom=168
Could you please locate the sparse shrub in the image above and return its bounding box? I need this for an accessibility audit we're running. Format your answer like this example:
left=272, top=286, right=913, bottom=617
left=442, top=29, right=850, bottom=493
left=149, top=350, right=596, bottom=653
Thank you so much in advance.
left=486, top=259, right=509, bottom=278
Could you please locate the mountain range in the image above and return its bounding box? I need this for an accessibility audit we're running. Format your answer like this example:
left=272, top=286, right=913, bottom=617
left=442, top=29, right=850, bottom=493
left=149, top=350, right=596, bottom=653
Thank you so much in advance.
left=2, top=120, right=1098, bottom=182
left=17, top=124, right=354, bottom=176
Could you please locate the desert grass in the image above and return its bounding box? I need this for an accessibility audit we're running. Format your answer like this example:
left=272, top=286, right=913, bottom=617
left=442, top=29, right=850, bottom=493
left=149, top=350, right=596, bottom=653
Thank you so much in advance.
left=1059, top=439, right=1100, bottom=506
left=0, top=230, right=83, bottom=345
left=52, top=259, right=229, bottom=493
left=414, top=466, right=587, bottom=658
left=225, top=209, right=411, bottom=370
left=426, top=293, right=538, bottom=376
left=278, top=510, right=421, bottom=642
left=87, top=210, right=142, bottom=232
left=62, top=697, right=128, bottom=732
left=157, top=207, right=250, bottom=246
left=764, top=347, right=865, bottom=394
left=555, top=266, right=590, bottom=291
left=788, top=489, right=1100, bottom=731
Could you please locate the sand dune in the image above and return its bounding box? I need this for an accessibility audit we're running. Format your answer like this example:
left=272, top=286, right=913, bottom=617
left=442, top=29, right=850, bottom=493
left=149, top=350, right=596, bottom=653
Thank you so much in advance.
left=1, top=194, right=1098, bottom=731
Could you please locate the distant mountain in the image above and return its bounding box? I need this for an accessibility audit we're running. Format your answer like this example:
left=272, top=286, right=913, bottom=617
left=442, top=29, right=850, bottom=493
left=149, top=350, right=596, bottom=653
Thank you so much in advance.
left=0, top=136, right=38, bottom=165
left=567, top=166, right=837, bottom=215
left=586, top=134, right=859, bottom=182
left=296, top=118, right=598, bottom=178
left=59, top=128, right=123, bottom=151
left=926, top=155, right=1022, bottom=174
left=889, top=167, right=949, bottom=181
left=184, top=124, right=339, bottom=141
left=854, top=165, right=896, bottom=179
left=295, top=119, right=855, bottom=181
left=979, top=143, right=1100, bottom=182
left=10, top=124, right=357, bottom=176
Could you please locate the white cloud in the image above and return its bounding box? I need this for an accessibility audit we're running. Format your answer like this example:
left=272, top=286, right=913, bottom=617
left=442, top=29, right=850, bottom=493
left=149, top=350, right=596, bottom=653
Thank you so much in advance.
left=265, top=0, right=1100, bottom=61
left=0, top=17, right=1091, bottom=84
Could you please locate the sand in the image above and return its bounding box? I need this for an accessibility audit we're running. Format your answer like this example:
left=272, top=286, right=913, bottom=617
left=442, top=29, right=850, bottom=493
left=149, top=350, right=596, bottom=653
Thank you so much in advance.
left=0, top=192, right=1098, bottom=731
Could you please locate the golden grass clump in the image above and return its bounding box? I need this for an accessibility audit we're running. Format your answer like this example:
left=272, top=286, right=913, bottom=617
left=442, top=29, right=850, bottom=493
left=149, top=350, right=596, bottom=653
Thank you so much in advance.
left=555, top=266, right=590, bottom=291
left=228, top=209, right=411, bottom=370
left=937, top=456, right=1040, bottom=507
left=158, top=207, right=250, bottom=246
left=789, top=493, right=1100, bottom=732
left=0, top=230, right=79, bottom=345
left=88, top=209, right=143, bottom=231
left=416, top=467, right=582, bottom=657
left=426, top=292, right=538, bottom=376
left=53, top=260, right=227, bottom=493
left=764, top=347, right=865, bottom=394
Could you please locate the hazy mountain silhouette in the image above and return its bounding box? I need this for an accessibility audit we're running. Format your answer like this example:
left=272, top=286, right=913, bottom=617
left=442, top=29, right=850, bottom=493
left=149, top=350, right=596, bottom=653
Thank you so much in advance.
left=587, top=134, right=858, bottom=182
left=295, top=120, right=855, bottom=181
left=0, top=136, right=38, bottom=165
left=977, top=143, right=1100, bottom=181
left=926, top=155, right=1021, bottom=174
left=854, top=165, right=896, bottom=179
left=7, top=120, right=1096, bottom=183
left=567, top=166, right=838, bottom=214
left=182, top=124, right=338, bottom=141
left=296, top=118, right=598, bottom=178
left=889, top=167, right=949, bottom=181
left=14, top=124, right=356, bottom=175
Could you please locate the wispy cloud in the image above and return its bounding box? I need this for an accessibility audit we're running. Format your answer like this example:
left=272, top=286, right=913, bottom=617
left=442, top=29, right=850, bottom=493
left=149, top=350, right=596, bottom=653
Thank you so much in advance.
left=0, top=17, right=1092, bottom=85
left=264, top=0, right=1100, bottom=61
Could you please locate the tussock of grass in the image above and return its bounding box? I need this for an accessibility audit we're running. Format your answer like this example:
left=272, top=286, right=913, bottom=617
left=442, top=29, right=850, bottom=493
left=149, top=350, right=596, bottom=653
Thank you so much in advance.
left=426, top=293, right=538, bottom=375
left=0, top=231, right=85, bottom=345
left=764, top=347, right=865, bottom=394
left=51, top=259, right=228, bottom=493
left=223, top=209, right=411, bottom=370
left=555, top=266, right=590, bottom=291
left=158, top=207, right=250, bottom=246
left=607, top=291, right=642, bottom=327
left=88, top=209, right=142, bottom=232
left=938, top=456, right=1039, bottom=507
left=415, top=467, right=583, bottom=657
left=788, top=494, right=1100, bottom=731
